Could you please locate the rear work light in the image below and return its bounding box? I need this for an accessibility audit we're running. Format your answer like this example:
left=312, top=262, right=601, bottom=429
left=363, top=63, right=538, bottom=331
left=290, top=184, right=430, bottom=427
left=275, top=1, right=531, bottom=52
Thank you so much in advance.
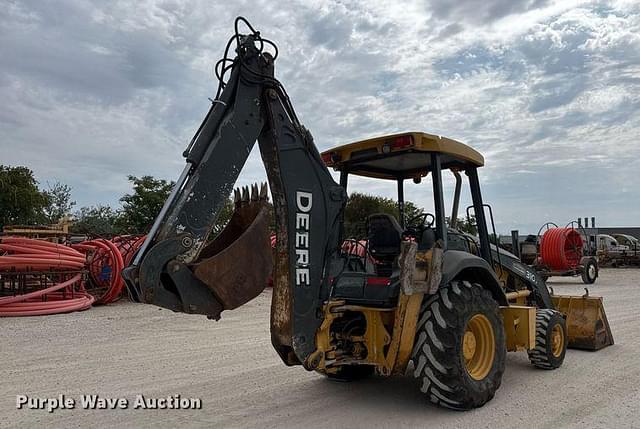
left=366, top=277, right=391, bottom=287
left=321, top=151, right=340, bottom=166
left=392, top=135, right=413, bottom=149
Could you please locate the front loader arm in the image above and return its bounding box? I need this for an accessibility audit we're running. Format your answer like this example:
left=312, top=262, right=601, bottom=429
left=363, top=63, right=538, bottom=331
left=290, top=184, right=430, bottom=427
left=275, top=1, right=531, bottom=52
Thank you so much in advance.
left=122, top=19, right=347, bottom=367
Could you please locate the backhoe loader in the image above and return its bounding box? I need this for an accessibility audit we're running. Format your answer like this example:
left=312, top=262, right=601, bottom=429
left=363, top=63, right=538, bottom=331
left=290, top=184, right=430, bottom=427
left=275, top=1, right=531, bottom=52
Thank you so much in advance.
left=122, top=17, right=613, bottom=410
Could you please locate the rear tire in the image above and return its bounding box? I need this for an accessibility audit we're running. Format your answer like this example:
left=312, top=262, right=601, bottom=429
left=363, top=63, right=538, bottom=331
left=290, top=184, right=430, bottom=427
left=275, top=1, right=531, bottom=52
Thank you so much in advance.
left=412, top=280, right=506, bottom=410
left=528, top=309, right=567, bottom=369
left=581, top=259, right=598, bottom=284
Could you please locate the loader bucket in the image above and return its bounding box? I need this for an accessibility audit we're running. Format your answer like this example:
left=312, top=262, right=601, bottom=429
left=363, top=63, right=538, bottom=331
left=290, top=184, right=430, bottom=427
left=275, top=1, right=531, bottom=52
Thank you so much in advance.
left=551, top=291, right=614, bottom=350
left=191, top=184, right=273, bottom=310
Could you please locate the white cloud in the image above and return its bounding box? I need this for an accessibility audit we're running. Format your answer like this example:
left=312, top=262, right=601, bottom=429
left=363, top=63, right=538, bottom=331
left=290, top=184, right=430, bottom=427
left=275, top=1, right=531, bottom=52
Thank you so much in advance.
left=1, top=0, right=638, bottom=233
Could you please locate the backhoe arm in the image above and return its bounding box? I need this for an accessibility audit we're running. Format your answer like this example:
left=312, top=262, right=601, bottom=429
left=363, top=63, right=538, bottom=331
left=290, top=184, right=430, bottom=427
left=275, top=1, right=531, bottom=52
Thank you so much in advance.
left=122, top=18, right=347, bottom=366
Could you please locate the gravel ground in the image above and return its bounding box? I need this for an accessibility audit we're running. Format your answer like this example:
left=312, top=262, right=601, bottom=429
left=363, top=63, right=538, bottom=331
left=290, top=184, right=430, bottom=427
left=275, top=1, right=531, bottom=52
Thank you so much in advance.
left=1, top=268, right=639, bottom=428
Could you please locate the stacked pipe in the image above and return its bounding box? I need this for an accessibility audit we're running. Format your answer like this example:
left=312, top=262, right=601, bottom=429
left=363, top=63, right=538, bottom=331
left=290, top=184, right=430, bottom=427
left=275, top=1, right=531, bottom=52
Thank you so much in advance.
left=72, top=239, right=125, bottom=305
left=112, top=235, right=146, bottom=267
left=72, top=235, right=145, bottom=304
left=0, top=237, right=94, bottom=316
left=540, top=228, right=584, bottom=271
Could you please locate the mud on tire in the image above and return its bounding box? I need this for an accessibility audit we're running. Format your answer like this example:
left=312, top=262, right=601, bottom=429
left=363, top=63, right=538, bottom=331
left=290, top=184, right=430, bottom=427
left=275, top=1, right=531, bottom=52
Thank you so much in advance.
left=412, top=280, right=506, bottom=410
left=528, top=309, right=567, bottom=369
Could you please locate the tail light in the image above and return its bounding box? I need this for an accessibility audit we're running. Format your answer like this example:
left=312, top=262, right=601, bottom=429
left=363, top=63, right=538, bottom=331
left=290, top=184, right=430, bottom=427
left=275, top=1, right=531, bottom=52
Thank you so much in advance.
left=366, top=277, right=391, bottom=287
left=321, top=151, right=340, bottom=166
left=392, top=135, right=413, bottom=149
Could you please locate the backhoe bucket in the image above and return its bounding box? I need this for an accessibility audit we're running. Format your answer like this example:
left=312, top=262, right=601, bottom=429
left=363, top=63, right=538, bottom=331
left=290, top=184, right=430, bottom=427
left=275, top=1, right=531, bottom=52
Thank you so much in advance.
left=191, top=184, right=272, bottom=310
left=551, top=291, right=614, bottom=350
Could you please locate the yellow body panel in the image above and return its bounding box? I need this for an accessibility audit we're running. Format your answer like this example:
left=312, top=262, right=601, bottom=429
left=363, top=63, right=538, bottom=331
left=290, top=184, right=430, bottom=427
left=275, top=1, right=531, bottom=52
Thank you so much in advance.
left=501, top=306, right=536, bottom=351
left=313, top=292, right=423, bottom=376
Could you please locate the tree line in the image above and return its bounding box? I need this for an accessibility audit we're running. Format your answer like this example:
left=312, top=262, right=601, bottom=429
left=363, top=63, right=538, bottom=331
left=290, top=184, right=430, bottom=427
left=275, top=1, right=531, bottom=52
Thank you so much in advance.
left=0, top=165, right=477, bottom=238
left=0, top=165, right=176, bottom=236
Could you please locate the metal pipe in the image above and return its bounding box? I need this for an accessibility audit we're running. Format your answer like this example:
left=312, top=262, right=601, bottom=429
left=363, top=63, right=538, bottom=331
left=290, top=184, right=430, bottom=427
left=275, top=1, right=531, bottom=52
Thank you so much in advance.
left=505, top=289, right=531, bottom=300
left=431, top=153, right=447, bottom=247
left=467, top=167, right=490, bottom=263
left=338, top=170, right=349, bottom=242
left=450, top=170, right=462, bottom=228
left=397, top=179, right=405, bottom=228
left=511, top=230, right=520, bottom=259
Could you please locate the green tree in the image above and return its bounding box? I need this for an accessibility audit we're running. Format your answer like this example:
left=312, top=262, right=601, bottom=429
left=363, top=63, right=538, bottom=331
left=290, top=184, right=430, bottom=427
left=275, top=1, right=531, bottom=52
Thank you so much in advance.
left=0, top=165, right=48, bottom=228
left=43, top=182, right=76, bottom=223
left=117, top=176, right=174, bottom=234
left=447, top=215, right=478, bottom=235
left=208, top=198, right=275, bottom=241
left=403, top=201, right=424, bottom=223
left=71, top=205, right=121, bottom=236
left=343, top=192, right=424, bottom=238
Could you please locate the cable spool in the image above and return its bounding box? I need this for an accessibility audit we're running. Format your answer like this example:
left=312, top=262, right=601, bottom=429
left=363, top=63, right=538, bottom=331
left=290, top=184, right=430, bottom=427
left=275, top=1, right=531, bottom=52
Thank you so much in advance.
left=540, top=228, right=584, bottom=271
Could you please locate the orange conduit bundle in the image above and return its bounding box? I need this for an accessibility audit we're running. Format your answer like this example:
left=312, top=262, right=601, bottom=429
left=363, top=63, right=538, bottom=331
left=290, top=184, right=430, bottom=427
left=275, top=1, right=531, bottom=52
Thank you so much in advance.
left=540, top=228, right=584, bottom=271
left=72, top=239, right=125, bottom=305
left=112, top=235, right=146, bottom=267
left=0, top=237, right=94, bottom=316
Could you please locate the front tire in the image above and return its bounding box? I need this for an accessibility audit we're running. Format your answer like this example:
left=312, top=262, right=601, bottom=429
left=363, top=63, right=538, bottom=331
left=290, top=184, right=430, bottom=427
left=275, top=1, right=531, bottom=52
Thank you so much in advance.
left=412, top=280, right=506, bottom=410
left=528, top=309, right=567, bottom=369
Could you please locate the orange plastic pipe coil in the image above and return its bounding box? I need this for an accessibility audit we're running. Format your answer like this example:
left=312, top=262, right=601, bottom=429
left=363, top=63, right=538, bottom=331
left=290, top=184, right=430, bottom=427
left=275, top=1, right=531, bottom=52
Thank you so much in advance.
left=0, top=237, right=95, bottom=316
left=540, top=227, right=584, bottom=271
left=72, top=239, right=125, bottom=305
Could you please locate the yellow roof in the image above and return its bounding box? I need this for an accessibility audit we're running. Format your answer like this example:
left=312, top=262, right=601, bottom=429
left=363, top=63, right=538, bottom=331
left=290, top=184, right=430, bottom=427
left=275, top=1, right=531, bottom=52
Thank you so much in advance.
left=321, top=132, right=484, bottom=180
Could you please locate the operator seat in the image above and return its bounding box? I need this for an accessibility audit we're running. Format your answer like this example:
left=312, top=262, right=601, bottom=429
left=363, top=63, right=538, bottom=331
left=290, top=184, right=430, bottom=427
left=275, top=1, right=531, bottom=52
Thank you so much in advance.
left=368, top=213, right=403, bottom=276
left=330, top=213, right=403, bottom=306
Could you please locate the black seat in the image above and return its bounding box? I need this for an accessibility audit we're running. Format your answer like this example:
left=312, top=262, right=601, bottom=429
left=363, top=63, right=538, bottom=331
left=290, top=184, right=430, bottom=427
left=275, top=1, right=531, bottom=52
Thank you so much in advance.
left=419, top=228, right=436, bottom=251
left=368, top=214, right=403, bottom=276
left=368, top=213, right=403, bottom=258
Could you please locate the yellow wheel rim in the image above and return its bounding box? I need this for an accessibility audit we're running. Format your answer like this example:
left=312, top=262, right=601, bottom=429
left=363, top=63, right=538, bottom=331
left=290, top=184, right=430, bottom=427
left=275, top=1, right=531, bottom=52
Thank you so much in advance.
left=551, top=324, right=565, bottom=358
left=463, top=314, right=495, bottom=381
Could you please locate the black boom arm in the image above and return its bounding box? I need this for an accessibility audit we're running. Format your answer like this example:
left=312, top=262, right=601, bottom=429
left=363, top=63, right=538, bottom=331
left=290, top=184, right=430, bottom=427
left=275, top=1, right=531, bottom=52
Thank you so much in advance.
left=122, top=19, right=346, bottom=367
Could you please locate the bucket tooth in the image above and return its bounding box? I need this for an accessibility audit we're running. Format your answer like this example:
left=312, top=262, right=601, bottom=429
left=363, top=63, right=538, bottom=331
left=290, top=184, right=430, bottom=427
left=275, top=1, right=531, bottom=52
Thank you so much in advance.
left=190, top=182, right=273, bottom=312
left=238, top=186, right=247, bottom=204
left=260, top=182, right=268, bottom=200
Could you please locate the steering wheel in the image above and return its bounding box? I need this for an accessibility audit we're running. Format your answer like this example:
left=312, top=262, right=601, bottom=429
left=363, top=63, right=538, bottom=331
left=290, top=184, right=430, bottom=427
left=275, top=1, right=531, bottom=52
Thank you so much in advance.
left=404, top=213, right=435, bottom=238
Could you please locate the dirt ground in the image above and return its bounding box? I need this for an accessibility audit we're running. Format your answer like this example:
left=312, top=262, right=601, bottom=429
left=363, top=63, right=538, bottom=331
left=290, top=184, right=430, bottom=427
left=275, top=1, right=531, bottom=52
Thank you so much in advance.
left=1, top=268, right=639, bottom=428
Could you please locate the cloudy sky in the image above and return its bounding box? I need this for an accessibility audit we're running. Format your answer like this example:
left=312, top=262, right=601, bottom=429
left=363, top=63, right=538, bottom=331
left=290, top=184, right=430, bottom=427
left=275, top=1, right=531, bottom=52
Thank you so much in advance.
left=1, top=0, right=639, bottom=233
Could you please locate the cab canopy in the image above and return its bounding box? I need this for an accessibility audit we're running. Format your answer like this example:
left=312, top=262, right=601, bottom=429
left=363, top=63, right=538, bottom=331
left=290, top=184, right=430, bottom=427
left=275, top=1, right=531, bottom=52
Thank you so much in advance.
left=321, top=132, right=484, bottom=180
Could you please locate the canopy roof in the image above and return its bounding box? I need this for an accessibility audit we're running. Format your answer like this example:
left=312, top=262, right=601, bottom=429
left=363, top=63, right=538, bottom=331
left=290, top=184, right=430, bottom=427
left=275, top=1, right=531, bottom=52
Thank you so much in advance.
left=321, top=132, right=484, bottom=180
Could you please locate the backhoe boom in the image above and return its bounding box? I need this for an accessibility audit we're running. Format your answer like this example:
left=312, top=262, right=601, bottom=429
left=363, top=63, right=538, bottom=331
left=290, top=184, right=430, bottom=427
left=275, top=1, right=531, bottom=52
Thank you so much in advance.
left=122, top=23, right=346, bottom=366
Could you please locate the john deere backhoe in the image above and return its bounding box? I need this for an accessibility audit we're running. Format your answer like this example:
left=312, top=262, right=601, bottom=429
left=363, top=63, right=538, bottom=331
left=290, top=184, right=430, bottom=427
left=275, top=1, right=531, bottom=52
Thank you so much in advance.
left=122, top=17, right=613, bottom=410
